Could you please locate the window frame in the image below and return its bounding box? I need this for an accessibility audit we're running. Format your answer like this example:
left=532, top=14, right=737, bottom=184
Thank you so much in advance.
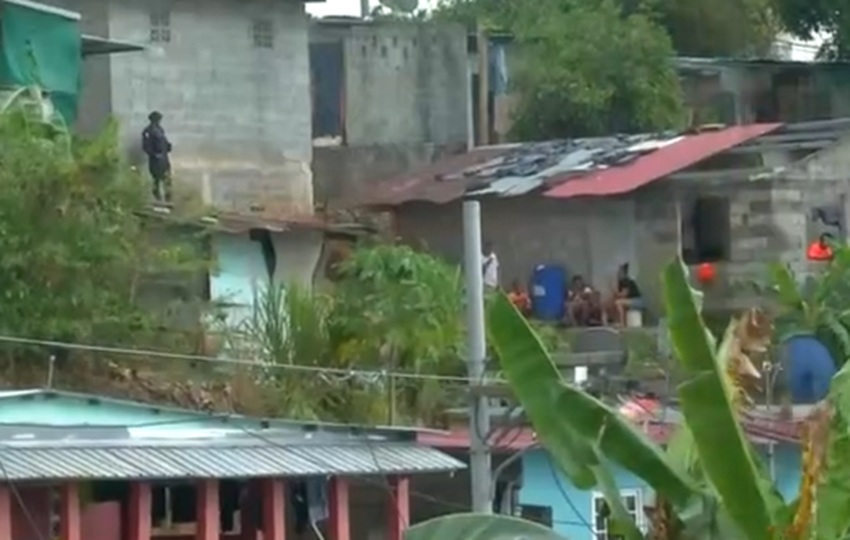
left=252, top=18, right=274, bottom=49
left=149, top=9, right=172, bottom=44
left=590, top=489, right=644, bottom=540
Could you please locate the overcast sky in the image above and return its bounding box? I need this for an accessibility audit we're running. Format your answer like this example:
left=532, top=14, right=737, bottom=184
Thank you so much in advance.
left=307, top=0, right=439, bottom=17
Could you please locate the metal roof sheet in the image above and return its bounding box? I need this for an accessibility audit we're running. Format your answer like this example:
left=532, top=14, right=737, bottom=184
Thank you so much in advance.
left=544, top=123, right=783, bottom=199
left=351, top=125, right=782, bottom=207
left=0, top=443, right=464, bottom=481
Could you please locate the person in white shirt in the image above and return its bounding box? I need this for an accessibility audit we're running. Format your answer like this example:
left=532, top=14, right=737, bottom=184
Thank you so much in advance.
left=482, top=240, right=499, bottom=288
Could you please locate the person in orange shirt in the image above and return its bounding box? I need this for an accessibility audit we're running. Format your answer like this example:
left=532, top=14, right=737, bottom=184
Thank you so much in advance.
left=507, top=279, right=532, bottom=316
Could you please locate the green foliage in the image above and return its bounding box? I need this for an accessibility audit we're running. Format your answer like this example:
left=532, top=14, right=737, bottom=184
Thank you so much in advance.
left=231, top=244, right=466, bottom=424
left=404, top=513, right=568, bottom=540
left=766, top=245, right=850, bottom=368
left=0, top=87, right=202, bottom=370
left=773, top=0, right=850, bottom=58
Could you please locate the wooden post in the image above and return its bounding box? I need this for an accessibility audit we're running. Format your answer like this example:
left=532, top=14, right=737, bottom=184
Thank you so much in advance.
left=328, top=477, right=350, bottom=540
left=59, top=483, right=82, bottom=540
left=128, top=482, right=152, bottom=540
left=386, top=476, right=410, bottom=540
left=0, top=485, right=11, bottom=540
left=262, top=478, right=286, bottom=540
left=196, top=480, right=220, bottom=540
left=476, top=21, right=490, bottom=146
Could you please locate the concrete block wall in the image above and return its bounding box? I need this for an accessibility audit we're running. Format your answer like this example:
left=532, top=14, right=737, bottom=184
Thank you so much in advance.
left=341, top=22, right=469, bottom=147
left=45, top=0, right=315, bottom=215
left=311, top=20, right=469, bottom=203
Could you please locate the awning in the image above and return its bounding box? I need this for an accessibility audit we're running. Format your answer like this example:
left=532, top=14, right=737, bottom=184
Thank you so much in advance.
left=82, top=34, right=145, bottom=56
left=0, top=441, right=465, bottom=481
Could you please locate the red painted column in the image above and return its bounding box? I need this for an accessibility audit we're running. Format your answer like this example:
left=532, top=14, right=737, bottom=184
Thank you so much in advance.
left=262, top=478, right=286, bottom=540
left=196, top=480, right=220, bottom=540
left=128, top=482, right=152, bottom=540
left=386, top=476, right=410, bottom=540
left=0, top=484, right=11, bottom=540
left=328, top=477, right=350, bottom=540
left=240, top=480, right=258, bottom=540
left=59, top=483, right=82, bottom=540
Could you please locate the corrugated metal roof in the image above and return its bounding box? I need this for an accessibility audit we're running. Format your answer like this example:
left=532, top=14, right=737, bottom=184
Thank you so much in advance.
left=0, top=442, right=464, bottom=481
left=351, top=125, right=782, bottom=207
left=544, top=123, right=782, bottom=198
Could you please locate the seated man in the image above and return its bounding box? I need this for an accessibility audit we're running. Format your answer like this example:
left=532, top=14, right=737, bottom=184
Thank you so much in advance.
left=567, top=275, right=602, bottom=326
left=507, top=279, right=532, bottom=316
left=611, top=263, right=644, bottom=326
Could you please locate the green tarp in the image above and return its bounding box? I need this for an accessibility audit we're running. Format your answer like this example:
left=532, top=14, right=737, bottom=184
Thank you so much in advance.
left=0, top=1, right=82, bottom=124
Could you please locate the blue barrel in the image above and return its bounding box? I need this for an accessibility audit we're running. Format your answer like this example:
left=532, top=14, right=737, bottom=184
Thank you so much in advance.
left=531, top=264, right=567, bottom=320
left=783, top=334, right=837, bottom=403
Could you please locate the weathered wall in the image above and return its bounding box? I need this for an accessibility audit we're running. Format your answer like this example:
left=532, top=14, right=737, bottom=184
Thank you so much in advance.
left=313, top=142, right=463, bottom=202
left=211, top=230, right=323, bottom=327
left=310, top=20, right=469, bottom=203
left=393, top=196, right=639, bottom=297
left=46, top=0, right=314, bottom=215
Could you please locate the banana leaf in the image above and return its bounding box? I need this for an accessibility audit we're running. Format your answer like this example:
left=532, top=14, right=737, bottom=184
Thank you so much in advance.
left=663, top=259, right=779, bottom=540
left=815, top=361, right=850, bottom=540
left=404, top=513, right=568, bottom=540
left=487, top=292, right=697, bottom=506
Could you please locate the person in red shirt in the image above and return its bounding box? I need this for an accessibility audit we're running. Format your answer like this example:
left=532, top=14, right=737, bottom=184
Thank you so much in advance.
left=507, top=279, right=532, bottom=316
left=807, top=233, right=834, bottom=261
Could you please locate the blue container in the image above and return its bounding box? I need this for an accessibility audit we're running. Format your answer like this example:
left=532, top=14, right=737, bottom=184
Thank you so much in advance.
left=783, top=334, right=837, bottom=404
left=531, top=264, right=567, bottom=320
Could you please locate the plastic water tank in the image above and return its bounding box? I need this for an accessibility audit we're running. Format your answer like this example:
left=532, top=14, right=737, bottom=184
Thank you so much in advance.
left=531, top=264, right=566, bottom=321
left=783, top=335, right=837, bottom=404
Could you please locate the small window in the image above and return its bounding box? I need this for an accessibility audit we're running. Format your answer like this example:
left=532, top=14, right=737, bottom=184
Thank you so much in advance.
left=520, top=504, right=552, bottom=528
left=680, top=196, right=731, bottom=264
left=150, top=10, right=171, bottom=44
left=592, top=490, right=644, bottom=540
left=253, top=18, right=274, bottom=49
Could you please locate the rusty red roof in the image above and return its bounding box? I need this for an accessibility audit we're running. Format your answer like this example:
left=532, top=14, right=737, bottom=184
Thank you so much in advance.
left=544, top=123, right=783, bottom=199
left=348, top=124, right=784, bottom=207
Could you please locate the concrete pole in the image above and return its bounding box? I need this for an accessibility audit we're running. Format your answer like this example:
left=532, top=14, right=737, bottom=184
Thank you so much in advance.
left=463, top=199, right=492, bottom=514
left=361, top=0, right=370, bottom=18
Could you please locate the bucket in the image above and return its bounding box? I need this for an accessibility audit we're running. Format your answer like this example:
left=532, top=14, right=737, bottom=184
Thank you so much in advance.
left=626, top=309, right=643, bottom=328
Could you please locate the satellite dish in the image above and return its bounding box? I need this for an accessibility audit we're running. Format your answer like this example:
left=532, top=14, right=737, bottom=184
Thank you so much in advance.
left=379, top=0, right=418, bottom=13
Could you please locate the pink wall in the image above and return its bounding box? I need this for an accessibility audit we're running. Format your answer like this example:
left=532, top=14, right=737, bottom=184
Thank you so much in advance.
left=12, top=486, right=51, bottom=540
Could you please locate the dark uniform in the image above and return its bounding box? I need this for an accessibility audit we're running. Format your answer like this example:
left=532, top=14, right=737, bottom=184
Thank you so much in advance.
left=141, top=112, right=172, bottom=202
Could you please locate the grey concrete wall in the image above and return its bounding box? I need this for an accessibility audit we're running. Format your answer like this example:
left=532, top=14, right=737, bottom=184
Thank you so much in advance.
left=47, top=0, right=315, bottom=215
left=394, top=196, right=639, bottom=298
left=313, top=141, right=464, bottom=202
left=311, top=20, right=469, bottom=204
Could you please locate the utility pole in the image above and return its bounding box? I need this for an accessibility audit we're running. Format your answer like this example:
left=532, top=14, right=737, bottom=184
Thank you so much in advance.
left=463, top=199, right=492, bottom=514
left=361, top=0, right=370, bottom=18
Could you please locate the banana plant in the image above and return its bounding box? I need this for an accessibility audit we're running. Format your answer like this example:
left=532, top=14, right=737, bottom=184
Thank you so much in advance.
left=405, top=513, right=568, bottom=540
left=487, top=290, right=699, bottom=540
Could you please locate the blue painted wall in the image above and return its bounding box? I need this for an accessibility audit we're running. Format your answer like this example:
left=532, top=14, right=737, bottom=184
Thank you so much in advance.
left=520, top=444, right=802, bottom=540
left=209, top=234, right=268, bottom=327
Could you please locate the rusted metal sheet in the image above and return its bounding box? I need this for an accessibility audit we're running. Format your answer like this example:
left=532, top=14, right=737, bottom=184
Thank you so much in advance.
left=352, top=124, right=785, bottom=207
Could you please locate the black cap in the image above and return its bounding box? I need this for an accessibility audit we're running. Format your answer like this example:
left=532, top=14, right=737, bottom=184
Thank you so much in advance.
left=148, top=111, right=163, bottom=122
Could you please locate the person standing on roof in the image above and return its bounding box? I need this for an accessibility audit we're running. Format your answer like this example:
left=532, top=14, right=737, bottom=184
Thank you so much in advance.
left=482, top=240, right=500, bottom=289
left=142, top=111, right=173, bottom=203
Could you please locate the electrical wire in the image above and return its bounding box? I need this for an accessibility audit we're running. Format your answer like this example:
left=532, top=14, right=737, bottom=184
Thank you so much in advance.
left=545, top=456, right=596, bottom=534
left=0, top=334, right=501, bottom=384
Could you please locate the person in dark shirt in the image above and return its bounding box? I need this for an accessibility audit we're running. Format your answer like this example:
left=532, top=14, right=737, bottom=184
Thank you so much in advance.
left=142, top=110, right=173, bottom=202
left=612, top=263, right=643, bottom=326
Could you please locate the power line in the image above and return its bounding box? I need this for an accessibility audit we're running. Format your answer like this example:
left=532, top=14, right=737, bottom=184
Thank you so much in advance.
left=0, top=334, right=504, bottom=384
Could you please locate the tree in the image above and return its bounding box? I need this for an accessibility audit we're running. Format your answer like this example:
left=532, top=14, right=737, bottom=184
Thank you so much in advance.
left=772, top=0, right=850, bottom=58
left=437, top=0, right=686, bottom=139
left=0, top=86, right=205, bottom=383
left=652, top=0, right=779, bottom=57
